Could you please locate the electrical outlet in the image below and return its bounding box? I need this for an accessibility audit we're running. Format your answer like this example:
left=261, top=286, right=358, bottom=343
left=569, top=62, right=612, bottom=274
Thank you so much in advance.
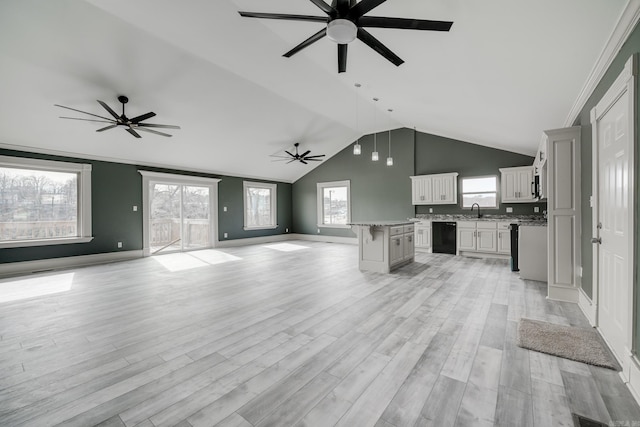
left=132, top=205, right=137, bottom=212
left=534, top=207, right=540, bottom=213
left=317, top=228, right=320, bottom=234
left=117, top=241, right=123, bottom=248
left=285, top=228, right=289, bottom=233
left=429, top=208, right=433, bottom=213
left=506, top=207, right=513, bottom=213
left=223, top=232, right=228, bottom=238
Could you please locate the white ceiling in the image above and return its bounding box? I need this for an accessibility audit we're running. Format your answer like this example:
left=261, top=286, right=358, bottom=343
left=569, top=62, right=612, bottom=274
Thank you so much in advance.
left=0, top=0, right=629, bottom=183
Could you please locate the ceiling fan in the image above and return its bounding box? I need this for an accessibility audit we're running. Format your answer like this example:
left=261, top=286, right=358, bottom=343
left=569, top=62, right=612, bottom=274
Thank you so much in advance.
left=54, top=95, right=181, bottom=138
left=239, top=0, right=453, bottom=73
left=271, top=143, right=326, bottom=164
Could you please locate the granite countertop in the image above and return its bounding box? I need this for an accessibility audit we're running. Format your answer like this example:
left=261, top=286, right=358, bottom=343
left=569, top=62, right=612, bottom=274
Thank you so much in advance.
left=349, top=221, right=414, bottom=227
left=413, top=214, right=547, bottom=224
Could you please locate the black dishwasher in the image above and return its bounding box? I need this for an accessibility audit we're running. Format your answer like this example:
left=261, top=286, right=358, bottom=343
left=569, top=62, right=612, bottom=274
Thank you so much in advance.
left=432, top=222, right=457, bottom=254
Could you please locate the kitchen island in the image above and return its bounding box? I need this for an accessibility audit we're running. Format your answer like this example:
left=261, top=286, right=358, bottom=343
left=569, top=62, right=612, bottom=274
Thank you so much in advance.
left=350, top=221, right=415, bottom=273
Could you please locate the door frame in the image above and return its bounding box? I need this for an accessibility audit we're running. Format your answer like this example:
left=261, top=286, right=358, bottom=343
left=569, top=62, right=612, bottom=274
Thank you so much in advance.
left=590, top=55, right=637, bottom=375
left=139, top=171, right=221, bottom=256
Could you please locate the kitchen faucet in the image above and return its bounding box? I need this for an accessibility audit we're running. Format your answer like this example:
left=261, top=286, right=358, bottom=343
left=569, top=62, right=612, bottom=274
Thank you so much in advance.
left=471, top=203, right=482, bottom=218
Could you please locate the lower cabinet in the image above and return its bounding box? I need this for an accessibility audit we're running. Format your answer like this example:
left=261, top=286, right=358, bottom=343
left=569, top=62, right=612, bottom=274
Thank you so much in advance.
left=414, top=221, right=431, bottom=252
left=457, top=221, right=511, bottom=257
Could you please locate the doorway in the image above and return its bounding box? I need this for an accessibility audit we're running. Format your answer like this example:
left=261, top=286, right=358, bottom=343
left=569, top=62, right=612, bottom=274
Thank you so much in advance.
left=139, top=171, right=220, bottom=256
left=591, top=55, right=636, bottom=376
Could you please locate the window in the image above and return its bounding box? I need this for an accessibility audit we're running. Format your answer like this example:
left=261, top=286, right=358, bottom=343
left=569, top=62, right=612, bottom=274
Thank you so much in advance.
left=461, top=176, right=498, bottom=208
left=243, top=181, right=277, bottom=230
left=317, top=180, right=351, bottom=228
left=0, top=155, right=93, bottom=248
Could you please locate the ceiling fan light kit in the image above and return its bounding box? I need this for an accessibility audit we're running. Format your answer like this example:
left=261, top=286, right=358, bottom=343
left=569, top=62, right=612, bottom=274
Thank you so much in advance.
left=238, top=0, right=453, bottom=73
left=55, top=96, right=181, bottom=138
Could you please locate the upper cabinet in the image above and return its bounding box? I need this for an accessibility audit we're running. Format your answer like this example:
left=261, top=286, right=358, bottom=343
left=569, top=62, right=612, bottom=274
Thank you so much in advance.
left=411, top=172, right=458, bottom=205
left=499, top=166, right=534, bottom=203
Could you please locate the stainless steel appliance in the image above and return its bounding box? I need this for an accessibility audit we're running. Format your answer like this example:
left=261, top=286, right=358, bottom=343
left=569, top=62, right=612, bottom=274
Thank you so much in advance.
left=432, top=222, right=457, bottom=254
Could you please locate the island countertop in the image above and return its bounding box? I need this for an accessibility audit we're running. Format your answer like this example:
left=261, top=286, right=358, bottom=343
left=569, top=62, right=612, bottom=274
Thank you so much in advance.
left=349, top=220, right=415, bottom=227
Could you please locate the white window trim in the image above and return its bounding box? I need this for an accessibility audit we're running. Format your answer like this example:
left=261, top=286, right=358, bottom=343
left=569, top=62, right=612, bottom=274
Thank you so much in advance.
left=317, top=180, right=351, bottom=229
left=0, top=155, right=93, bottom=249
left=243, top=181, right=277, bottom=230
left=460, top=175, right=499, bottom=209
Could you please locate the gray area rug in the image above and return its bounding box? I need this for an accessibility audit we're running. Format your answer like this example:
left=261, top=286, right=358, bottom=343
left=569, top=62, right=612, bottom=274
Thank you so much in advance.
left=517, top=318, right=618, bottom=370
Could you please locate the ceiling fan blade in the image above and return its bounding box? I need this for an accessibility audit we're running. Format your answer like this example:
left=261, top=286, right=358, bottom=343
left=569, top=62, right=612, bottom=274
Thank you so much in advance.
left=357, top=28, right=404, bottom=66
left=137, top=123, right=181, bottom=129
left=284, top=150, right=295, bottom=157
left=239, top=11, right=327, bottom=22
left=300, top=159, right=309, bottom=164
left=97, top=100, right=121, bottom=120
left=304, top=154, right=326, bottom=159
left=358, top=16, right=453, bottom=31
left=58, top=116, right=116, bottom=124
left=126, top=128, right=142, bottom=138
left=54, top=104, right=114, bottom=122
left=305, top=158, right=324, bottom=161
left=338, top=44, right=348, bottom=73
left=287, top=159, right=297, bottom=164
left=308, top=0, right=334, bottom=15
left=284, top=28, right=327, bottom=57
left=130, top=111, right=156, bottom=124
left=300, top=150, right=311, bottom=158
left=96, top=124, right=118, bottom=132
left=349, top=0, right=386, bottom=18
left=136, top=127, right=172, bottom=137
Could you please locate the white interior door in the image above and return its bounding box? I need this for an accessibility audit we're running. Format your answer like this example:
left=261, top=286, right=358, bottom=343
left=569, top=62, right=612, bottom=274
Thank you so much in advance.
left=592, top=57, right=635, bottom=374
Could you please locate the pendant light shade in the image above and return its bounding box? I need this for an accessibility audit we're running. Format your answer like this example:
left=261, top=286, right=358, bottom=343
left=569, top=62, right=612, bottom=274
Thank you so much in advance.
left=386, top=109, right=393, bottom=166
left=353, top=83, right=361, bottom=156
left=372, top=97, right=379, bottom=161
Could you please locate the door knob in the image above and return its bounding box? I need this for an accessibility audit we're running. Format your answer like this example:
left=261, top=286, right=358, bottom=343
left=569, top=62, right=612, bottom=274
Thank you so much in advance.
left=591, top=237, right=602, bottom=244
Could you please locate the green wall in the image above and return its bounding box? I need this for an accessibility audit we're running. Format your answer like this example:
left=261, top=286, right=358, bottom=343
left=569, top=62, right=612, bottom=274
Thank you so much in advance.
left=292, top=127, right=544, bottom=237
left=571, top=23, right=640, bottom=347
left=415, top=132, right=546, bottom=216
left=0, top=148, right=292, bottom=264
left=292, top=127, right=415, bottom=237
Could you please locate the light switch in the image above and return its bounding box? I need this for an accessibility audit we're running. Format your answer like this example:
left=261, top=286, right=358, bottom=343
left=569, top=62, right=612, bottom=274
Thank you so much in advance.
left=506, top=207, right=513, bottom=213
left=534, top=207, right=539, bottom=213
left=223, top=206, right=227, bottom=212
left=133, top=205, right=137, bottom=211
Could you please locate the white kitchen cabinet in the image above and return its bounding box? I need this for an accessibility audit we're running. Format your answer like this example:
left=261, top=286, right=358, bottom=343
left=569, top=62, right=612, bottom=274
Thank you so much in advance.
left=456, top=221, right=477, bottom=252
left=497, top=222, right=512, bottom=254
left=353, top=222, right=415, bottom=273
left=390, top=234, right=404, bottom=265
left=410, top=173, right=458, bottom=205
left=499, top=166, right=534, bottom=203
left=414, top=221, right=431, bottom=251
left=476, top=222, right=497, bottom=252
left=403, top=233, right=415, bottom=260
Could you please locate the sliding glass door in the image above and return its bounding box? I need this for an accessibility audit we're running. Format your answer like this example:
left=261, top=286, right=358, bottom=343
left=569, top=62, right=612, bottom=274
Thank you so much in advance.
left=140, top=171, right=220, bottom=256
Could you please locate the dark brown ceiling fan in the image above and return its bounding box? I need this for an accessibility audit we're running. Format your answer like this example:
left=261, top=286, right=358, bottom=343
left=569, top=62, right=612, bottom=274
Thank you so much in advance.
left=239, top=0, right=453, bottom=73
left=54, top=96, right=181, bottom=138
left=271, top=143, right=326, bottom=164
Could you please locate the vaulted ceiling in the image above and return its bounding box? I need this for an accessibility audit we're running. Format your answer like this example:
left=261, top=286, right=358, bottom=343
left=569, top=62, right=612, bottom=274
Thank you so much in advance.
left=0, top=0, right=630, bottom=182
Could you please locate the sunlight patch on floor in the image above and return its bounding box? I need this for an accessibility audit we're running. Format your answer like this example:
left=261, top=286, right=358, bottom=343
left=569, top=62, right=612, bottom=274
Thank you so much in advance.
left=0, top=272, right=75, bottom=303
left=153, top=249, right=242, bottom=272
left=262, top=243, right=309, bottom=252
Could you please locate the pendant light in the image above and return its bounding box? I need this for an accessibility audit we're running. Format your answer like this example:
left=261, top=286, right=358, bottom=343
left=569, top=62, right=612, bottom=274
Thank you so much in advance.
left=353, top=83, right=361, bottom=155
left=386, top=109, right=393, bottom=166
left=372, top=97, right=379, bottom=161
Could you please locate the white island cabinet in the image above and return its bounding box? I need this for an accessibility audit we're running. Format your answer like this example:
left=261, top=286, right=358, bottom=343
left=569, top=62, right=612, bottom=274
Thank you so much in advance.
left=350, top=221, right=415, bottom=273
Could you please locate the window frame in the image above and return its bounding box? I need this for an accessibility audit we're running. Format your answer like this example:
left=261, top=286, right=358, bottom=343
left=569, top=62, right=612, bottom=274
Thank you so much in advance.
left=317, top=180, right=351, bottom=229
left=460, top=175, right=499, bottom=209
left=0, top=155, right=93, bottom=249
left=243, top=181, right=277, bottom=230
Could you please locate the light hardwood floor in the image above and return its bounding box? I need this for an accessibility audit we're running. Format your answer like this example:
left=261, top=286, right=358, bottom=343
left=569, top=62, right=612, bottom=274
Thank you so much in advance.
left=1, top=241, right=639, bottom=426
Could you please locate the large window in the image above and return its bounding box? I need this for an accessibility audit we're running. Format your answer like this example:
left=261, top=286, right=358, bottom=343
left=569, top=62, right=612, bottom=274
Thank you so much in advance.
left=317, top=180, right=351, bottom=228
left=243, top=181, right=277, bottom=230
left=0, top=155, right=92, bottom=248
left=461, top=176, right=498, bottom=208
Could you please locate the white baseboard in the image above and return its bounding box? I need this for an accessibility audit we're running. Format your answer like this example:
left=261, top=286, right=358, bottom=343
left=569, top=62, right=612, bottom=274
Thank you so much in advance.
left=547, top=284, right=579, bottom=303
left=215, top=233, right=357, bottom=248
left=578, top=288, right=597, bottom=326
left=626, top=355, right=640, bottom=406
left=0, top=250, right=143, bottom=278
